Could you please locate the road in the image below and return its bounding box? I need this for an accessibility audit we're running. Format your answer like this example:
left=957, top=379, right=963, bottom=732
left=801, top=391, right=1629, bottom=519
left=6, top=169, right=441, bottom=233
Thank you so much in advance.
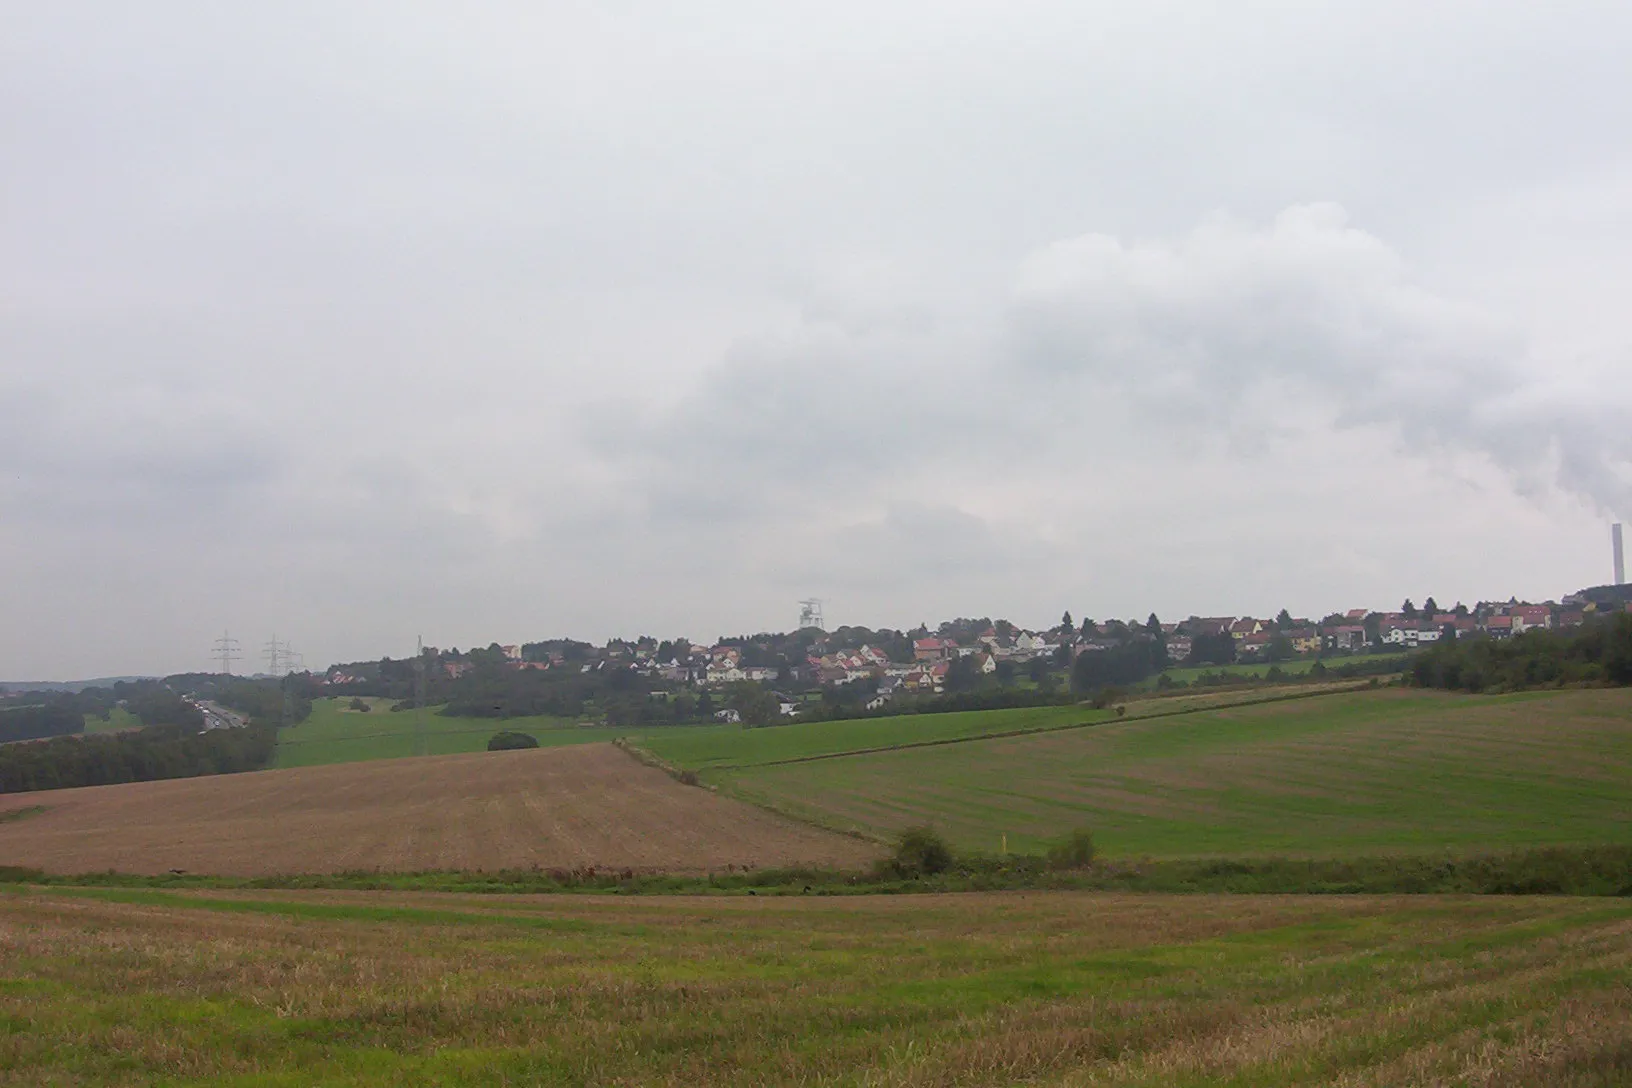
left=186, top=698, right=247, bottom=731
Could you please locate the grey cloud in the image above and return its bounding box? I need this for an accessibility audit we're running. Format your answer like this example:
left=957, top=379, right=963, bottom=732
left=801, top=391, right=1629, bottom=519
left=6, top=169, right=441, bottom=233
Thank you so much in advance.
left=1007, top=204, right=1632, bottom=518
left=0, top=373, right=278, bottom=527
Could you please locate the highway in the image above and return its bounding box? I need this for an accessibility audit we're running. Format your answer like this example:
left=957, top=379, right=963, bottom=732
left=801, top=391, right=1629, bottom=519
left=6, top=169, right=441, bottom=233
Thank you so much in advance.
left=186, top=698, right=247, bottom=731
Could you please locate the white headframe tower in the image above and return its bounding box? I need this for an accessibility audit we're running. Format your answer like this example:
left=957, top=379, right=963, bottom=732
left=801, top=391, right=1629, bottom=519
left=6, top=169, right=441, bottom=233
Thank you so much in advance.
left=798, top=598, right=825, bottom=631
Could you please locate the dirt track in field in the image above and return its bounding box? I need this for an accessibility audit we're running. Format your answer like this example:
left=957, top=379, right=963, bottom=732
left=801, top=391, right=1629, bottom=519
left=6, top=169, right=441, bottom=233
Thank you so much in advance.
left=0, top=744, right=880, bottom=876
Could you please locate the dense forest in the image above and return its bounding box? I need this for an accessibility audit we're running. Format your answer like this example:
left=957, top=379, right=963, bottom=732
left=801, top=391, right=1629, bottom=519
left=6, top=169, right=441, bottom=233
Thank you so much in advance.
left=1409, top=613, right=1632, bottom=692
left=0, top=700, right=85, bottom=744
left=0, top=721, right=278, bottom=794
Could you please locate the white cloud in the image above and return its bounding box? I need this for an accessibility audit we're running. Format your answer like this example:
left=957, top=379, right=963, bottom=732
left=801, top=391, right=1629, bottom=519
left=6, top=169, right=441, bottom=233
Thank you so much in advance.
left=1007, top=204, right=1632, bottom=518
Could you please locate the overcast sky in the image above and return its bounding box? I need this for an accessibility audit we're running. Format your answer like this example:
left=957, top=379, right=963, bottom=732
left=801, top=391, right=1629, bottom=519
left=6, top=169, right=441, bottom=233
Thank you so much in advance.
left=5, top=2, right=1632, bottom=678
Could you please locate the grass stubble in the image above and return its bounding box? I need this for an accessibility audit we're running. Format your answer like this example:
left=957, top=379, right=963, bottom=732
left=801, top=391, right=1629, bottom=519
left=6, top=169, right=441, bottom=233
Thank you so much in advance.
left=0, top=744, right=878, bottom=876
left=0, top=887, right=1627, bottom=1086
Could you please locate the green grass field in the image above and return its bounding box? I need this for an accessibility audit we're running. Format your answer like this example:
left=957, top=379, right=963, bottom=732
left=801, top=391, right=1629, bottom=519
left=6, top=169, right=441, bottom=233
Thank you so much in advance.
left=2, top=885, right=1626, bottom=1085
left=663, top=687, right=1632, bottom=857
left=632, top=703, right=1111, bottom=771
left=273, top=698, right=623, bottom=768
left=80, top=707, right=141, bottom=735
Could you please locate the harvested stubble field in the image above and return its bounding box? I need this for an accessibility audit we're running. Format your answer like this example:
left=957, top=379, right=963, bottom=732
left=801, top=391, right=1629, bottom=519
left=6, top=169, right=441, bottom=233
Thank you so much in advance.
left=0, top=886, right=1627, bottom=1085
left=685, top=687, right=1632, bottom=857
left=0, top=744, right=876, bottom=876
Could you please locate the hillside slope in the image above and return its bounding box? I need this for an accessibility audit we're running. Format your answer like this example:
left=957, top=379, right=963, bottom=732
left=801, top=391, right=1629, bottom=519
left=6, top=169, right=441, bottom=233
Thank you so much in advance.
left=675, top=688, right=1632, bottom=857
left=0, top=744, right=878, bottom=876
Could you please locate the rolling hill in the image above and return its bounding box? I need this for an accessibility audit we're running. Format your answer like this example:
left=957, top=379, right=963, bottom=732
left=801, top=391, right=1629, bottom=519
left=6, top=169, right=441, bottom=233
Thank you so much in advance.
left=642, top=687, right=1632, bottom=857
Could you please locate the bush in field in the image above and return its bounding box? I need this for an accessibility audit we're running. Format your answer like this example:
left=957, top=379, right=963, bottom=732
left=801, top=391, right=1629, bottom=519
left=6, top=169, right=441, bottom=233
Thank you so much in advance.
left=487, top=731, right=540, bottom=751
left=883, top=825, right=954, bottom=877
left=1089, top=686, right=1126, bottom=710
left=348, top=698, right=370, bottom=712
left=1046, top=828, right=1098, bottom=870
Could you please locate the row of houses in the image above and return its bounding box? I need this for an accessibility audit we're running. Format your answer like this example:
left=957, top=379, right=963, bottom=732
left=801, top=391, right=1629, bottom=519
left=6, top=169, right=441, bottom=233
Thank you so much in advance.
left=323, top=598, right=1629, bottom=689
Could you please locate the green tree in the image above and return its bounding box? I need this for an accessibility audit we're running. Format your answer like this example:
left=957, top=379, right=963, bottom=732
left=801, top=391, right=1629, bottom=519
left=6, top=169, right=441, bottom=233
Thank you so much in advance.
left=725, top=683, right=780, bottom=726
left=1275, top=608, right=1293, bottom=629
left=487, top=731, right=539, bottom=751
left=885, top=826, right=954, bottom=877
left=1186, top=632, right=1237, bottom=666
left=1046, top=828, right=1097, bottom=869
left=944, top=655, right=980, bottom=692
left=1402, top=599, right=1418, bottom=618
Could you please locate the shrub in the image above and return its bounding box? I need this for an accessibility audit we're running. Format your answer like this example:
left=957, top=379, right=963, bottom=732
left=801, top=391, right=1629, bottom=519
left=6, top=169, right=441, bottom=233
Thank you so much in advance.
left=1046, top=828, right=1098, bottom=870
left=347, top=698, right=370, bottom=712
left=1090, top=686, right=1126, bottom=710
left=486, top=731, right=540, bottom=751
left=885, top=825, right=954, bottom=877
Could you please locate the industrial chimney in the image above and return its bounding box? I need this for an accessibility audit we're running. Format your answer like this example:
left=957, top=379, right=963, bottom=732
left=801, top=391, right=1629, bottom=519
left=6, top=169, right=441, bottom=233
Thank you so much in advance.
left=1616, top=523, right=1626, bottom=586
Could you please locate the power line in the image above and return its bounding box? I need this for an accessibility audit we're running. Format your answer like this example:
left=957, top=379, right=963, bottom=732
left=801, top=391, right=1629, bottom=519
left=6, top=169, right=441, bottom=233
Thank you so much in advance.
left=262, top=636, right=302, bottom=678
left=212, top=631, right=241, bottom=675
left=263, top=635, right=288, bottom=677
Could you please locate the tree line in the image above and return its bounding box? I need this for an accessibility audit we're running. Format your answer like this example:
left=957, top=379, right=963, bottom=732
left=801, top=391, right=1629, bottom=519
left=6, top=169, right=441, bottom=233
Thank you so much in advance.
left=0, top=676, right=307, bottom=795
left=0, top=700, right=85, bottom=744
left=1408, top=613, right=1632, bottom=693
left=0, top=720, right=277, bottom=794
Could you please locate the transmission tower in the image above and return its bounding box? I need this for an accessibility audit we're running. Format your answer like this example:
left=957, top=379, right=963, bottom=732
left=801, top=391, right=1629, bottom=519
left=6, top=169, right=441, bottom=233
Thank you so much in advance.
left=798, top=598, right=825, bottom=631
left=261, top=636, right=304, bottom=678
left=262, top=634, right=292, bottom=677
left=212, top=631, right=241, bottom=675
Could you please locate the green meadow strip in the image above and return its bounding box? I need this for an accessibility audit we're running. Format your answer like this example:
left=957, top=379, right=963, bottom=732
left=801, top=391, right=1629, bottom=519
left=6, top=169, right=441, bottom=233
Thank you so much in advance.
left=24, top=886, right=622, bottom=933
left=667, top=682, right=1377, bottom=774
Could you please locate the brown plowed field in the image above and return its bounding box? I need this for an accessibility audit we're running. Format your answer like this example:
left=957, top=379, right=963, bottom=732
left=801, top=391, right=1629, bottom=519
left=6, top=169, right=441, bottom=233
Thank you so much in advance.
left=0, top=743, right=879, bottom=876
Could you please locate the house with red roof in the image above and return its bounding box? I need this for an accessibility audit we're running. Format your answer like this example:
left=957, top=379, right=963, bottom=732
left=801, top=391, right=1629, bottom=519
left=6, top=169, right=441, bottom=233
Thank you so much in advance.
left=1237, top=632, right=1273, bottom=655
left=1510, top=605, right=1552, bottom=633
left=1230, top=618, right=1266, bottom=640
left=913, top=638, right=956, bottom=662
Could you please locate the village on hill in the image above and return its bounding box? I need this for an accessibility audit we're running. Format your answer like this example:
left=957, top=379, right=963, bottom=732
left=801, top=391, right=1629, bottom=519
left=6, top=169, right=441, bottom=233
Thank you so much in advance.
left=319, top=592, right=1630, bottom=718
